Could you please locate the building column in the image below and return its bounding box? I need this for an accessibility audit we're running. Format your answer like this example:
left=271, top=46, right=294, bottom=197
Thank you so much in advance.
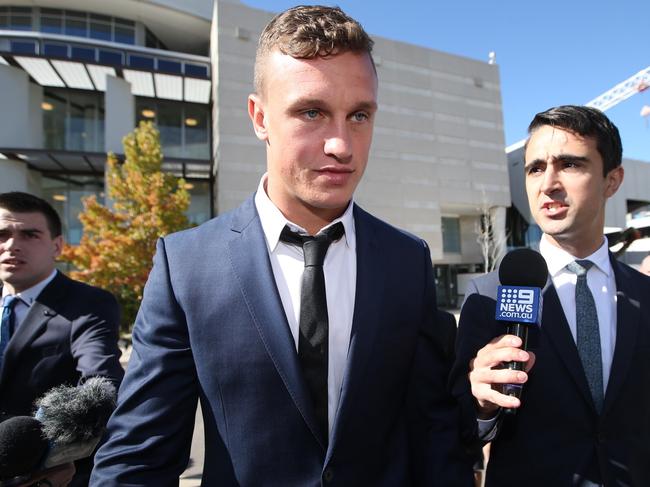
left=105, top=75, right=134, bottom=154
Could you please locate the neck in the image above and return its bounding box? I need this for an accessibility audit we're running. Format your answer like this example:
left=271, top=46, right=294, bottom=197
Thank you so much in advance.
left=545, top=234, right=605, bottom=259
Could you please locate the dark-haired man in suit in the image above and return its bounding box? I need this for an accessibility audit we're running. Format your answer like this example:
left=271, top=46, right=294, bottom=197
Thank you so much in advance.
left=0, top=191, right=124, bottom=486
left=92, top=5, right=473, bottom=486
left=452, top=105, right=650, bottom=486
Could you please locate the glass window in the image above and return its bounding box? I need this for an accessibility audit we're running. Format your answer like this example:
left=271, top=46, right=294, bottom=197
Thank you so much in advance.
left=128, top=55, right=154, bottom=70
left=71, top=46, right=95, bottom=62
left=43, top=91, right=66, bottom=150
left=157, top=102, right=183, bottom=158
left=10, top=40, right=37, bottom=54
left=0, top=15, right=7, bottom=28
left=89, top=13, right=110, bottom=22
left=67, top=91, right=102, bottom=151
left=41, top=16, right=63, bottom=34
left=89, top=21, right=111, bottom=41
left=135, top=99, right=211, bottom=160
left=65, top=18, right=87, bottom=37
left=185, top=64, right=209, bottom=78
left=43, top=88, right=104, bottom=153
left=442, top=217, right=461, bottom=253
left=41, top=8, right=63, bottom=15
left=9, top=15, right=32, bottom=31
left=98, top=49, right=123, bottom=65
left=184, top=105, right=210, bottom=159
left=114, top=25, right=135, bottom=44
left=44, top=43, right=68, bottom=58
left=158, top=59, right=182, bottom=74
left=185, top=180, right=211, bottom=224
left=41, top=176, right=104, bottom=245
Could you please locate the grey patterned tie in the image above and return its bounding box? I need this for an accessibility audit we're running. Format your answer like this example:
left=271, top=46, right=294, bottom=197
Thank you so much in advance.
left=566, top=260, right=604, bottom=414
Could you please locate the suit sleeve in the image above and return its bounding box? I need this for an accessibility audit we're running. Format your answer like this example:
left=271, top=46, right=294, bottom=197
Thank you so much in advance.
left=407, top=243, right=474, bottom=487
left=70, top=287, right=124, bottom=389
left=450, top=279, right=504, bottom=448
left=91, top=238, right=198, bottom=486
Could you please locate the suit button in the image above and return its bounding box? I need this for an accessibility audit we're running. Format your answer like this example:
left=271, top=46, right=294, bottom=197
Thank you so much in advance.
left=596, top=431, right=605, bottom=444
left=323, top=467, right=334, bottom=483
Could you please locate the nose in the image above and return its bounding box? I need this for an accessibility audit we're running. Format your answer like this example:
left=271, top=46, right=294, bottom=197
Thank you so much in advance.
left=539, top=164, right=561, bottom=194
left=323, top=121, right=353, bottom=164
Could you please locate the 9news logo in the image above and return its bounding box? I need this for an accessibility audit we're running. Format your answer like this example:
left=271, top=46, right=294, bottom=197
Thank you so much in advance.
left=495, top=285, right=540, bottom=323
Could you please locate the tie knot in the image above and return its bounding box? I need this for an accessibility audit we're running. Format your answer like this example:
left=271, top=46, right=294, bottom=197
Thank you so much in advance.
left=566, top=259, right=593, bottom=277
left=2, top=295, right=18, bottom=311
left=280, top=222, right=345, bottom=267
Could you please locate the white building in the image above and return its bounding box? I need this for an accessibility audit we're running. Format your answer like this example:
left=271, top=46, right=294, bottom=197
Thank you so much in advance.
left=0, top=0, right=511, bottom=306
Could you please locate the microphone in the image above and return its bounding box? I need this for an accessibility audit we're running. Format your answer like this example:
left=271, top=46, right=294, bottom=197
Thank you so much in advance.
left=0, top=416, right=49, bottom=480
left=496, top=248, right=547, bottom=414
left=0, top=377, right=116, bottom=485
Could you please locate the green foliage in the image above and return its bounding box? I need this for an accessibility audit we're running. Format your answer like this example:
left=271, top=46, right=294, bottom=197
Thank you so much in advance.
left=61, top=121, right=192, bottom=334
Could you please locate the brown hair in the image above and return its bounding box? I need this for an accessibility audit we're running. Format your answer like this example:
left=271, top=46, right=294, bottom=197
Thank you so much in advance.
left=254, top=5, right=375, bottom=94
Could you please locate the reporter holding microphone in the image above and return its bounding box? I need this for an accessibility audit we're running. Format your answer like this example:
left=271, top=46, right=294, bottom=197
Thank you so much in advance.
left=451, top=106, right=650, bottom=486
left=0, top=193, right=123, bottom=486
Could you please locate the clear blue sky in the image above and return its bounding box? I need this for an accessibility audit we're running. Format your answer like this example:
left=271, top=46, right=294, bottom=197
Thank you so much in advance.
left=243, top=0, right=650, bottom=162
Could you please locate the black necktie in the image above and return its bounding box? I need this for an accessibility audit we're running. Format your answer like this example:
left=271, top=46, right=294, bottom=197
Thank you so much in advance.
left=279, top=222, right=345, bottom=440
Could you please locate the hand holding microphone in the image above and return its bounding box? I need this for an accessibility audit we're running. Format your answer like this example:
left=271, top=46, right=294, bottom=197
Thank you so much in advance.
left=0, top=377, right=116, bottom=486
left=468, top=249, right=547, bottom=418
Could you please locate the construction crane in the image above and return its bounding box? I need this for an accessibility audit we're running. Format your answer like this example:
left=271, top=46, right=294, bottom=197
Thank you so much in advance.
left=585, top=65, right=650, bottom=112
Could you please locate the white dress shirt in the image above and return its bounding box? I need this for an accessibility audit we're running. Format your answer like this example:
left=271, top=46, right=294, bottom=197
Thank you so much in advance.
left=539, top=235, right=617, bottom=392
left=254, top=174, right=357, bottom=436
left=1, top=269, right=57, bottom=330
left=478, top=236, right=617, bottom=439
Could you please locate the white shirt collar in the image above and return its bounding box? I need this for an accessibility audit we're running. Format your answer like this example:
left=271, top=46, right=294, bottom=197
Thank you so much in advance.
left=254, top=173, right=356, bottom=253
left=539, top=234, right=612, bottom=278
left=2, top=269, right=57, bottom=307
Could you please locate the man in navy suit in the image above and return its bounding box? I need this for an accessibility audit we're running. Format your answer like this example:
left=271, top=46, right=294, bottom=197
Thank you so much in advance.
left=452, top=106, right=650, bottom=486
left=91, top=5, right=472, bottom=486
left=0, top=191, right=123, bottom=486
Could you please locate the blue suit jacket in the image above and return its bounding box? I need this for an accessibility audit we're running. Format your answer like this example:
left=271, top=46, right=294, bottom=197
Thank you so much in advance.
left=0, top=271, right=124, bottom=486
left=451, top=254, right=650, bottom=487
left=91, top=196, right=473, bottom=486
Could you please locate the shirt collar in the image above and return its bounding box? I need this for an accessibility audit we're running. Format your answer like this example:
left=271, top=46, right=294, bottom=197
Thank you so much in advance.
left=1, top=269, right=58, bottom=307
left=539, top=234, right=612, bottom=278
left=254, top=173, right=356, bottom=253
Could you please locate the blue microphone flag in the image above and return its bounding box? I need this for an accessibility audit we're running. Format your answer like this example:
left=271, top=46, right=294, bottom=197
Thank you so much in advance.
left=495, top=285, right=541, bottom=323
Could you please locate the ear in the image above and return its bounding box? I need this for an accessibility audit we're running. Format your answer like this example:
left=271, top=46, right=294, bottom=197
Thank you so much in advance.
left=248, top=93, right=269, bottom=142
left=604, top=166, right=624, bottom=198
left=52, top=235, right=63, bottom=259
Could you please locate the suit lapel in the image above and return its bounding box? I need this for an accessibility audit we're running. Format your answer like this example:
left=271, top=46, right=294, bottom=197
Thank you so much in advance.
left=541, top=283, right=595, bottom=411
left=328, top=206, right=384, bottom=457
left=226, top=197, right=325, bottom=449
left=0, top=274, right=62, bottom=385
left=603, top=256, right=640, bottom=414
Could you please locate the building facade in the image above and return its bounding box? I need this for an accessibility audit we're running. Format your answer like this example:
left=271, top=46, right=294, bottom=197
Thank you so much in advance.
left=1, top=0, right=511, bottom=306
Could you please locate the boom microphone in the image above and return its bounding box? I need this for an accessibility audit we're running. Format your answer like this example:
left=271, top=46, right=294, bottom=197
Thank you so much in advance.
left=0, top=377, right=116, bottom=485
left=496, top=248, right=548, bottom=414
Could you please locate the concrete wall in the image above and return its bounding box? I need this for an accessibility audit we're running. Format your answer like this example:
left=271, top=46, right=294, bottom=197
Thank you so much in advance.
left=212, top=0, right=510, bottom=262
left=606, top=158, right=650, bottom=230
left=105, top=75, right=135, bottom=153
left=0, top=65, right=35, bottom=149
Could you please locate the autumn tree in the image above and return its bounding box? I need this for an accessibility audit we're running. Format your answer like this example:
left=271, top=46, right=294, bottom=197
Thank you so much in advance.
left=61, top=121, right=191, bottom=334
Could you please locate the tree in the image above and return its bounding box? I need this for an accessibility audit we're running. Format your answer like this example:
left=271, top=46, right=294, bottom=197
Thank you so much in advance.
left=476, top=197, right=508, bottom=274
left=61, top=121, right=192, bottom=334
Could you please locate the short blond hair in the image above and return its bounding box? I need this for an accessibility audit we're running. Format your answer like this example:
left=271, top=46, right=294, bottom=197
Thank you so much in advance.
left=254, top=5, right=375, bottom=95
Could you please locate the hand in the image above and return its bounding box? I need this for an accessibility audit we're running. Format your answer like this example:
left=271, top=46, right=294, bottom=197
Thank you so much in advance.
left=13, top=463, right=76, bottom=487
left=468, top=334, right=536, bottom=418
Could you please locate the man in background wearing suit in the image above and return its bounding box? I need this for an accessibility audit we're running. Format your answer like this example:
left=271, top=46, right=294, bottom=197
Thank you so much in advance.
left=452, top=105, right=650, bottom=486
left=92, top=5, right=472, bottom=486
left=0, top=191, right=124, bottom=486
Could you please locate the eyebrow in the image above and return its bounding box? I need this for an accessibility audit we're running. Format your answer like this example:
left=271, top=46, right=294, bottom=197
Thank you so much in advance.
left=524, top=154, right=589, bottom=171
left=287, top=97, right=378, bottom=113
